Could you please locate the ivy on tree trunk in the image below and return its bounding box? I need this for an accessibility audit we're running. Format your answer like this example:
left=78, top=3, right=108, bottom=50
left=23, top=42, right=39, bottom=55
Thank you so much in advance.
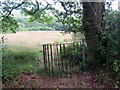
left=83, top=2, right=105, bottom=67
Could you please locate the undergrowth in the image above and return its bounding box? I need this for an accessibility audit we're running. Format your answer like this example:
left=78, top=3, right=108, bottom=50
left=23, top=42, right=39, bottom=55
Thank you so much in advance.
left=2, top=45, right=42, bottom=83
left=36, top=68, right=66, bottom=77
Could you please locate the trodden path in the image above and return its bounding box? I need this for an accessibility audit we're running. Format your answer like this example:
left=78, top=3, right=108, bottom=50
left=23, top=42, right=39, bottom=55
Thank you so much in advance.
left=4, top=71, right=115, bottom=88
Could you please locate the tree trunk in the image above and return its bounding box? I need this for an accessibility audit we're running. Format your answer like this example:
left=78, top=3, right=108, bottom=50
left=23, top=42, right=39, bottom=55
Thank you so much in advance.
left=117, top=14, right=120, bottom=61
left=83, top=2, right=105, bottom=67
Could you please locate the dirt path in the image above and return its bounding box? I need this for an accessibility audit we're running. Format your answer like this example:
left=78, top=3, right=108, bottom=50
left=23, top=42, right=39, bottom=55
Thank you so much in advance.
left=4, top=71, right=114, bottom=88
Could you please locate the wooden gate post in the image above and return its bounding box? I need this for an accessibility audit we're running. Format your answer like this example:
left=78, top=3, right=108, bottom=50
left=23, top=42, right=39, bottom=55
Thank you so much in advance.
left=43, top=45, right=47, bottom=71
left=81, top=40, right=86, bottom=71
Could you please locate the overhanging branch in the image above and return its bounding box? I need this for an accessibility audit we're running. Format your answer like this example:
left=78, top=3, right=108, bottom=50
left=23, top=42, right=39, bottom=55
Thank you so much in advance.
left=27, top=0, right=50, bottom=15
left=6, top=1, right=26, bottom=16
left=5, top=0, right=50, bottom=17
left=31, top=0, right=39, bottom=15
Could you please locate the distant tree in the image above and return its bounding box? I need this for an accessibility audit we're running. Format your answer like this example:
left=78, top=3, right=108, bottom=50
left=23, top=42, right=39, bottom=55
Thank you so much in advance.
left=0, top=0, right=53, bottom=33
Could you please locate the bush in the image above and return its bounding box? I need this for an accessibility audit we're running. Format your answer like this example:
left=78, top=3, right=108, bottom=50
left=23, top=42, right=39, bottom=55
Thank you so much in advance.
left=113, top=59, right=120, bottom=87
left=101, top=10, right=120, bottom=87
left=60, top=42, right=82, bottom=65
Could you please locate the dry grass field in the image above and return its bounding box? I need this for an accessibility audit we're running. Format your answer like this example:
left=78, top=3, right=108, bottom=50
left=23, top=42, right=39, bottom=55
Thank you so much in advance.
left=1, top=31, right=73, bottom=47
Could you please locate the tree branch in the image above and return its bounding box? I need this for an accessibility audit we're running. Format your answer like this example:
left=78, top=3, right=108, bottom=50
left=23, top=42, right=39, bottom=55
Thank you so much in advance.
left=28, top=0, right=50, bottom=15
left=58, top=1, right=69, bottom=24
left=31, top=0, right=39, bottom=15
left=60, top=2, right=68, bottom=12
left=6, top=1, right=26, bottom=16
left=110, top=54, right=120, bottom=60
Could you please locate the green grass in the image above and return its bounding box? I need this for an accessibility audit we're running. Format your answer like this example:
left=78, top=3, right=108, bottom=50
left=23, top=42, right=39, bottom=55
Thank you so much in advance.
left=2, top=45, right=42, bottom=83
left=36, top=67, right=66, bottom=77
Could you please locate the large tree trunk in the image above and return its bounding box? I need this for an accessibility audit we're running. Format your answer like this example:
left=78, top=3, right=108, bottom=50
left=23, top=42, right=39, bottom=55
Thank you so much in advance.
left=117, top=12, right=120, bottom=59
left=83, top=2, right=105, bottom=67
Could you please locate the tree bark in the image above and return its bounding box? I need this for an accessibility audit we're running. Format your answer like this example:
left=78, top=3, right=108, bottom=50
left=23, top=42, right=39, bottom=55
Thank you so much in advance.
left=118, top=12, right=120, bottom=55
left=83, top=2, right=105, bottom=67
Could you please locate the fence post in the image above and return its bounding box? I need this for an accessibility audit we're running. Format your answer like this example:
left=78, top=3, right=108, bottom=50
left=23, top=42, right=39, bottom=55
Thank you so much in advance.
left=47, top=44, right=51, bottom=76
left=43, top=45, right=46, bottom=71
left=50, top=44, right=54, bottom=76
left=81, top=40, right=86, bottom=71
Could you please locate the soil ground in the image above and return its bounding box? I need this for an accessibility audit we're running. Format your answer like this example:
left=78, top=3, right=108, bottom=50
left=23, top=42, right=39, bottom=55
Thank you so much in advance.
left=4, top=71, right=115, bottom=88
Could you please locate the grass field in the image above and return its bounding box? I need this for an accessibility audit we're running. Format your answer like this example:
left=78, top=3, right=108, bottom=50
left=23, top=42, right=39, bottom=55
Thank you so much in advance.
left=1, top=31, right=73, bottom=84
left=1, top=31, right=72, bottom=47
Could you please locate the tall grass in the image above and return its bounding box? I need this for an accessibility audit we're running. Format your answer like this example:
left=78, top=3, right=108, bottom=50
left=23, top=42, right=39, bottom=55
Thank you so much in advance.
left=2, top=45, right=42, bottom=83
